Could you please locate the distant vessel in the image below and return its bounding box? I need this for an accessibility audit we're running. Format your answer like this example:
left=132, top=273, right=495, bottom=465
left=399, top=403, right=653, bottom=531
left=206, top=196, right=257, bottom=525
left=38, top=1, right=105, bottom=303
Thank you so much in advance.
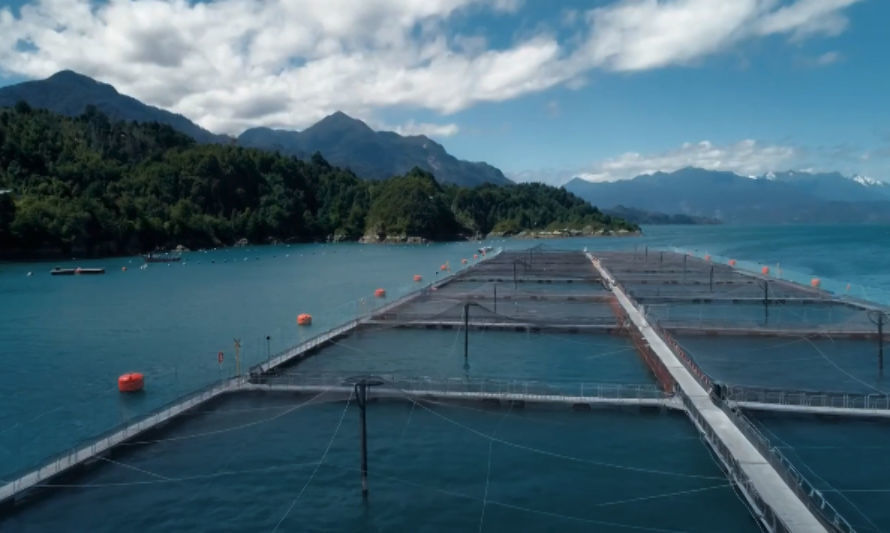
left=50, top=267, right=105, bottom=276
left=478, top=246, right=493, bottom=254
left=144, top=252, right=182, bottom=263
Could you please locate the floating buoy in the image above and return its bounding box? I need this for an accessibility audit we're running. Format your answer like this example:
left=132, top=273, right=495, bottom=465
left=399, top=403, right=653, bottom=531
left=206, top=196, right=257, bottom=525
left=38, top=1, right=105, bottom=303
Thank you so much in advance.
left=761, top=266, right=770, bottom=276
left=473, top=254, right=479, bottom=260
left=704, top=254, right=711, bottom=262
left=461, top=258, right=468, bottom=265
left=118, top=373, right=144, bottom=393
left=74, top=267, right=82, bottom=275
left=374, top=288, right=386, bottom=298
left=811, top=278, right=821, bottom=289
left=440, top=264, right=448, bottom=271
left=121, top=266, right=127, bottom=272
left=846, top=283, right=851, bottom=292
left=26, top=271, right=32, bottom=277
left=728, top=259, right=736, bottom=267
left=413, top=274, right=422, bottom=282
left=297, top=313, right=312, bottom=326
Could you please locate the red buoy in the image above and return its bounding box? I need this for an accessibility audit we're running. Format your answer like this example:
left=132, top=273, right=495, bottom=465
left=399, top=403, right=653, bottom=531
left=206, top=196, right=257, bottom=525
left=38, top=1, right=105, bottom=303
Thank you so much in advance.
left=297, top=313, right=312, bottom=326
left=413, top=274, right=422, bottom=282
left=811, top=278, right=821, bottom=289
left=461, top=258, right=468, bottom=265
left=374, top=288, right=386, bottom=298
left=473, top=254, right=479, bottom=260
left=729, top=259, right=737, bottom=267
left=761, top=266, right=770, bottom=276
left=704, top=254, right=711, bottom=262
left=440, top=264, right=448, bottom=271
left=118, top=373, right=144, bottom=393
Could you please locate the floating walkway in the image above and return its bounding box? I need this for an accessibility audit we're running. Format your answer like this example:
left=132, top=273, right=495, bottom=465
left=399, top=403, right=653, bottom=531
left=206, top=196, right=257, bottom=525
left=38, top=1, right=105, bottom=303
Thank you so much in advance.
left=243, top=378, right=680, bottom=410
left=590, top=254, right=829, bottom=533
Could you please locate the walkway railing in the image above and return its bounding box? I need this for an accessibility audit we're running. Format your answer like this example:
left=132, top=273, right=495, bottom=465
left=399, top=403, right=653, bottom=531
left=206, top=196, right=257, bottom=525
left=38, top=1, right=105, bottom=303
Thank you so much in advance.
left=677, top=391, right=791, bottom=533
left=253, top=372, right=670, bottom=401
left=722, top=405, right=856, bottom=533
left=726, top=385, right=890, bottom=411
left=0, top=376, right=244, bottom=503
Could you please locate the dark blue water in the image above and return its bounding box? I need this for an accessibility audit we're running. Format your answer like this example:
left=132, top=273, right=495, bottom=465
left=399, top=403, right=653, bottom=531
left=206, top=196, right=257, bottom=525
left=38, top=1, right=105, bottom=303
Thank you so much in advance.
left=750, top=412, right=890, bottom=532
left=5, top=393, right=758, bottom=532
left=1, top=225, right=889, bottom=486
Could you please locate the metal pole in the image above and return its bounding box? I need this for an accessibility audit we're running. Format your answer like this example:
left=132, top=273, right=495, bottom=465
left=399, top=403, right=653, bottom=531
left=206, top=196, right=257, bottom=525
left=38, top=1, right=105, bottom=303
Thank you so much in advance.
left=464, top=303, right=470, bottom=362
left=879, top=314, right=884, bottom=374
left=659, top=251, right=663, bottom=266
left=513, top=262, right=517, bottom=289
left=644, top=246, right=648, bottom=263
left=762, top=281, right=769, bottom=325
left=265, top=335, right=271, bottom=363
left=355, top=383, right=369, bottom=498
left=493, top=284, right=497, bottom=314
left=683, top=254, right=687, bottom=281
left=709, top=266, right=714, bottom=293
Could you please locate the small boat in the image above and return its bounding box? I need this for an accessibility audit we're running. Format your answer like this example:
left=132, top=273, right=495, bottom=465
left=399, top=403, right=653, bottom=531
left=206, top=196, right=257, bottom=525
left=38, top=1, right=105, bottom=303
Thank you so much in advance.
left=144, top=252, right=182, bottom=263
left=478, top=246, right=494, bottom=254
left=51, top=267, right=105, bottom=276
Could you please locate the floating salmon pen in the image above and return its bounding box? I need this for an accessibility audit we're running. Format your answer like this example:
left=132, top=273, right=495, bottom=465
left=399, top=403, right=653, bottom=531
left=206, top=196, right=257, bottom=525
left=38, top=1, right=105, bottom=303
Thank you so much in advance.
left=6, top=246, right=889, bottom=532
left=117, top=373, right=144, bottom=392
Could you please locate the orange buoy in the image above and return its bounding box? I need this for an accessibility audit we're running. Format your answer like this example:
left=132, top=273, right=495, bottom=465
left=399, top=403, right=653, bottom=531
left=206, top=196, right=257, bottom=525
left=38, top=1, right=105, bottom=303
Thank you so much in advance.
left=413, top=274, right=422, bottom=282
left=118, top=373, right=144, bottom=393
left=297, top=313, right=312, bottom=326
left=461, top=258, right=468, bottom=265
left=374, top=288, right=386, bottom=298
left=440, top=264, right=448, bottom=271
left=761, top=266, right=770, bottom=276
left=846, top=283, right=851, bottom=292
left=811, top=278, right=821, bottom=289
left=121, top=266, right=127, bottom=272
left=473, top=254, right=479, bottom=260
left=728, top=259, right=737, bottom=267
left=704, top=254, right=711, bottom=262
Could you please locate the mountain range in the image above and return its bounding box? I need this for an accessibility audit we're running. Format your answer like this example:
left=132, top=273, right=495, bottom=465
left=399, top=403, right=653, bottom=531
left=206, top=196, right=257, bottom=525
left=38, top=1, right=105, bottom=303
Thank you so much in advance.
left=566, top=167, right=890, bottom=224
left=0, top=71, right=509, bottom=187
left=238, top=113, right=510, bottom=186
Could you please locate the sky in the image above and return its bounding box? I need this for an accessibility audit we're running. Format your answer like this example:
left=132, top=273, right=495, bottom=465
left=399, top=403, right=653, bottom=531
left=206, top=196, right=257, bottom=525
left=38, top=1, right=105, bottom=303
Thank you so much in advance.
left=0, top=0, right=887, bottom=185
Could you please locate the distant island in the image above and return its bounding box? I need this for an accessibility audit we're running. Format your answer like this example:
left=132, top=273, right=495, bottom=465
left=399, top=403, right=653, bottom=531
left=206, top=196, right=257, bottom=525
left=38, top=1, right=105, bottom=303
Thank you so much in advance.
left=0, top=104, right=637, bottom=258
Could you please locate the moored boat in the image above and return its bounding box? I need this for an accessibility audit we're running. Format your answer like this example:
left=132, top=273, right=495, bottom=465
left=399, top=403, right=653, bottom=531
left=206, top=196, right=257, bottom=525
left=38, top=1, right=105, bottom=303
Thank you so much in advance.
left=50, top=267, right=106, bottom=276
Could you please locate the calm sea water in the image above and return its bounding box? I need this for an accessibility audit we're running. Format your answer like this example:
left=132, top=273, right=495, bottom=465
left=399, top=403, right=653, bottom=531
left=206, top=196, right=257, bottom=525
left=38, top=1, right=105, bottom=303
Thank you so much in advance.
left=1, top=224, right=889, bottom=528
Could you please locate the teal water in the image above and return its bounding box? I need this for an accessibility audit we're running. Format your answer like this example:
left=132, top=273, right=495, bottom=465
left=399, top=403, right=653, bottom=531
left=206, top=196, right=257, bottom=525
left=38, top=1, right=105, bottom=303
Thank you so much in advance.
left=750, top=412, right=890, bottom=532
left=6, top=393, right=758, bottom=532
left=290, top=328, right=652, bottom=389
left=1, top=225, right=890, bottom=524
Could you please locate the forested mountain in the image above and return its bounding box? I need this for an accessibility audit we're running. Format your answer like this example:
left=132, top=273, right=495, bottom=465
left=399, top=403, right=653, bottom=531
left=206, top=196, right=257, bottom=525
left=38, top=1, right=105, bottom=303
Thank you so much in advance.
left=0, top=71, right=228, bottom=144
left=0, top=71, right=511, bottom=187
left=239, top=112, right=512, bottom=187
left=0, top=105, right=634, bottom=257
left=565, top=167, right=890, bottom=223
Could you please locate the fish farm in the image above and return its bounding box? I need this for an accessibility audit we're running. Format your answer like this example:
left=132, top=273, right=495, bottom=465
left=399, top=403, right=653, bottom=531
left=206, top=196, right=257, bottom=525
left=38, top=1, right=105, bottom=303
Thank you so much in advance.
left=2, top=247, right=889, bottom=532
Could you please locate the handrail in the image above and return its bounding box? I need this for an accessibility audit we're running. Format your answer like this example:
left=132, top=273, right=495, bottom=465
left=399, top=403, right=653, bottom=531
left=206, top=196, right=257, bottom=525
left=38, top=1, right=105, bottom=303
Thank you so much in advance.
left=725, top=385, right=890, bottom=411
left=251, top=372, right=669, bottom=400
left=721, top=404, right=856, bottom=533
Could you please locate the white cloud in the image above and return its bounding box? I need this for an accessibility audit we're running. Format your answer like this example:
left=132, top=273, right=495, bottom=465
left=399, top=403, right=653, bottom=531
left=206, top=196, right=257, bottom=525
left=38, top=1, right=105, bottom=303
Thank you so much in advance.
left=575, top=139, right=798, bottom=182
left=815, top=50, right=842, bottom=65
left=0, top=0, right=863, bottom=134
left=577, top=0, right=863, bottom=72
left=383, top=120, right=460, bottom=138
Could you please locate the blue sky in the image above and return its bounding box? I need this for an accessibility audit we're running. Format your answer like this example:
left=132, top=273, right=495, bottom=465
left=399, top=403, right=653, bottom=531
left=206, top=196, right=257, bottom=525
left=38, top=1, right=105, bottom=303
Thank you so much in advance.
left=0, top=0, right=886, bottom=183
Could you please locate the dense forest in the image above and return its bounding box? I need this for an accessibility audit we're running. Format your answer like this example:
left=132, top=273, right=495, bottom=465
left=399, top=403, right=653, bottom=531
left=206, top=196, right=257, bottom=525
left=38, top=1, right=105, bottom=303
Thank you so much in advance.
left=0, top=103, right=636, bottom=257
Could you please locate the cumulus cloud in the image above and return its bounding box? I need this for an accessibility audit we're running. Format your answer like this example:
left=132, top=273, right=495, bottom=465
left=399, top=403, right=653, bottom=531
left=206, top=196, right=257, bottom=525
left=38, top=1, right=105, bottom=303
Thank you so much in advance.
left=0, top=0, right=863, bottom=134
left=575, top=139, right=798, bottom=182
